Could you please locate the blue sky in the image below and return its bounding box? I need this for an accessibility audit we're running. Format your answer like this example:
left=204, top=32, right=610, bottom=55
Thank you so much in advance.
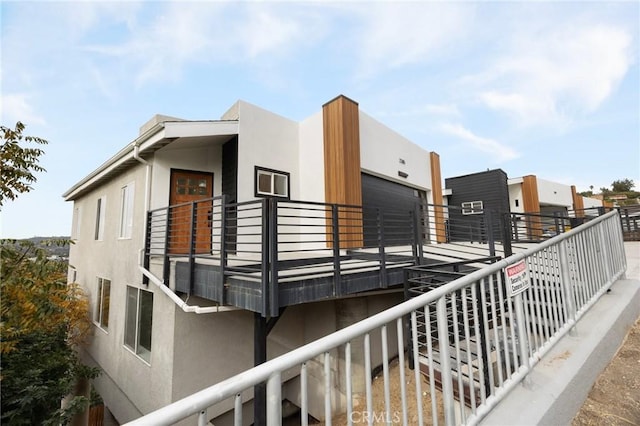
left=1, top=1, right=639, bottom=239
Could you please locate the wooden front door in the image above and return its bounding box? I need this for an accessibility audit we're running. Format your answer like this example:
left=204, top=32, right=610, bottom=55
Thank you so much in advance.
left=169, top=170, right=214, bottom=254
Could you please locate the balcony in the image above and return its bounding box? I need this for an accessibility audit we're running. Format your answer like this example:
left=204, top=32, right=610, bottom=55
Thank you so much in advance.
left=143, top=197, right=508, bottom=317
left=143, top=197, right=628, bottom=317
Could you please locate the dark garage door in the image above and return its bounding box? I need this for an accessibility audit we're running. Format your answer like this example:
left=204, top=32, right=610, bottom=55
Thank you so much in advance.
left=361, top=173, right=422, bottom=247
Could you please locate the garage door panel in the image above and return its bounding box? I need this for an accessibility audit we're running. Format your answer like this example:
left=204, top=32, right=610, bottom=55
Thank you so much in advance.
left=361, top=173, right=421, bottom=247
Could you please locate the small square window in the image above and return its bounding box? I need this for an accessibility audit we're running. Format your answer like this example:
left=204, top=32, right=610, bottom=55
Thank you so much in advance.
left=258, top=172, right=271, bottom=193
left=274, top=174, right=287, bottom=195
left=255, top=167, right=289, bottom=199
left=462, top=201, right=483, bottom=215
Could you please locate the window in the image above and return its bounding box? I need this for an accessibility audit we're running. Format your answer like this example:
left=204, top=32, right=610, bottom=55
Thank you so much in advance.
left=119, top=183, right=135, bottom=239
left=462, top=201, right=483, bottom=215
left=255, top=166, right=289, bottom=198
left=72, top=206, right=81, bottom=239
left=95, top=277, right=111, bottom=330
left=95, top=196, right=106, bottom=240
left=176, top=177, right=208, bottom=195
left=125, top=286, right=153, bottom=362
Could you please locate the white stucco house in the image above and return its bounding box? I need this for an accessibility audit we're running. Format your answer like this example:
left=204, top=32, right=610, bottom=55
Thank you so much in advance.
left=63, top=95, right=445, bottom=424
left=507, top=175, right=602, bottom=216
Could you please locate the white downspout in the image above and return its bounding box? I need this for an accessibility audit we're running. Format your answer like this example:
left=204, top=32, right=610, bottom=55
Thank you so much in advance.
left=133, top=142, right=237, bottom=314
left=132, top=142, right=151, bottom=216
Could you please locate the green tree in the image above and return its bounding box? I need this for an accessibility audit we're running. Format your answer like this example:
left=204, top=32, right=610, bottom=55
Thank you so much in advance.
left=0, top=240, right=99, bottom=425
left=0, top=122, right=99, bottom=424
left=611, top=178, right=635, bottom=193
left=0, top=121, right=47, bottom=206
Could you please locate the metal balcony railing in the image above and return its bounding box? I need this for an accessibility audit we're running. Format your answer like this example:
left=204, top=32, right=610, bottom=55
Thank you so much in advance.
left=129, top=209, right=626, bottom=425
left=144, top=197, right=500, bottom=316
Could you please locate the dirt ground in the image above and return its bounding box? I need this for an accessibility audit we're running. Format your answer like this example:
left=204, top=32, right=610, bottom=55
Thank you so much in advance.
left=572, top=317, right=640, bottom=426
left=319, top=358, right=443, bottom=426
left=316, top=317, right=640, bottom=426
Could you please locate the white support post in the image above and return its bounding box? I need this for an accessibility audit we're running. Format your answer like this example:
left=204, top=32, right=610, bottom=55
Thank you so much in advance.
left=559, top=240, right=578, bottom=336
left=267, top=372, right=282, bottom=425
left=513, top=292, right=531, bottom=387
left=436, top=297, right=456, bottom=426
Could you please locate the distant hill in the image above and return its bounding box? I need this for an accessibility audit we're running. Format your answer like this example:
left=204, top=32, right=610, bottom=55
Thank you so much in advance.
left=2, top=236, right=71, bottom=258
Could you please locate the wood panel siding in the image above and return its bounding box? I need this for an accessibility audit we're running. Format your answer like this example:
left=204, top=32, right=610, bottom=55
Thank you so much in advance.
left=571, top=185, right=584, bottom=217
left=323, top=95, right=363, bottom=248
left=430, top=152, right=446, bottom=243
left=522, top=175, right=542, bottom=238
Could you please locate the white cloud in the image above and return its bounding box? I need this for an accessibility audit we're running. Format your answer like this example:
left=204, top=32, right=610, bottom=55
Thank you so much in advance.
left=241, top=8, right=308, bottom=59
left=82, top=3, right=328, bottom=86
left=479, top=91, right=564, bottom=127
left=353, top=3, right=474, bottom=77
left=440, top=122, right=519, bottom=162
left=472, top=23, right=634, bottom=127
left=0, top=94, right=46, bottom=126
left=60, top=2, right=141, bottom=36
left=377, top=103, right=460, bottom=119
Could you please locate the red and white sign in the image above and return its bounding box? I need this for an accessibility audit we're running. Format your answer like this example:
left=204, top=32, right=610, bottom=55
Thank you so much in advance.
left=505, top=260, right=529, bottom=297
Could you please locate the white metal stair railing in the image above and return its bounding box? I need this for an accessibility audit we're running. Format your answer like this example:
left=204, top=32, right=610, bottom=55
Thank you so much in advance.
left=124, top=210, right=626, bottom=426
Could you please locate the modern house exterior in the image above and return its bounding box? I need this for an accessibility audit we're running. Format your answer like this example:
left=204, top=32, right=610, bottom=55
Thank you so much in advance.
left=63, top=95, right=445, bottom=424
left=506, top=174, right=602, bottom=216
left=444, top=169, right=604, bottom=241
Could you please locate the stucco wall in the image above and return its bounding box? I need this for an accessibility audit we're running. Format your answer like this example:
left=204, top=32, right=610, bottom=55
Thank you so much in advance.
left=298, top=110, right=325, bottom=203
left=68, top=162, right=177, bottom=423
left=169, top=293, right=404, bottom=423
left=151, top=143, right=222, bottom=210
left=508, top=182, right=525, bottom=213
left=359, top=111, right=431, bottom=192
left=582, top=196, right=603, bottom=209
left=236, top=101, right=300, bottom=202
left=536, top=178, right=573, bottom=207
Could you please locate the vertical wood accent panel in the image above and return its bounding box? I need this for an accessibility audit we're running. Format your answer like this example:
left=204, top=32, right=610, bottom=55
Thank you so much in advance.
left=323, top=95, right=363, bottom=248
left=522, top=175, right=542, bottom=239
left=429, top=152, right=446, bottom=243
left=571, top=185, right=584, bottom=217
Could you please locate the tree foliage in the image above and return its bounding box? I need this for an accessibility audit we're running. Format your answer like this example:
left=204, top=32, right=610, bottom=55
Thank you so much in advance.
left=0, top=239, right=99, bottom=424
left=0, top=121, right=47, bottom=206
left=611, top=178, right=635, bottom=193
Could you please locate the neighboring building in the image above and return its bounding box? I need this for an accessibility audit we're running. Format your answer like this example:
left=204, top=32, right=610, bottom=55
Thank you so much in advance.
left=444, top=169, right=604, bottom=240
left=507, top=175, right=598, bottom=217
left=443, top=169, right=509, bottom=242
left=63, top=95, right=444, bottom=424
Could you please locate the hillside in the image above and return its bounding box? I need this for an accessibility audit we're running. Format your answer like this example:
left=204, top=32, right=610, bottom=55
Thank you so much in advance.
left=2, top=236, right=71, bottom=258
